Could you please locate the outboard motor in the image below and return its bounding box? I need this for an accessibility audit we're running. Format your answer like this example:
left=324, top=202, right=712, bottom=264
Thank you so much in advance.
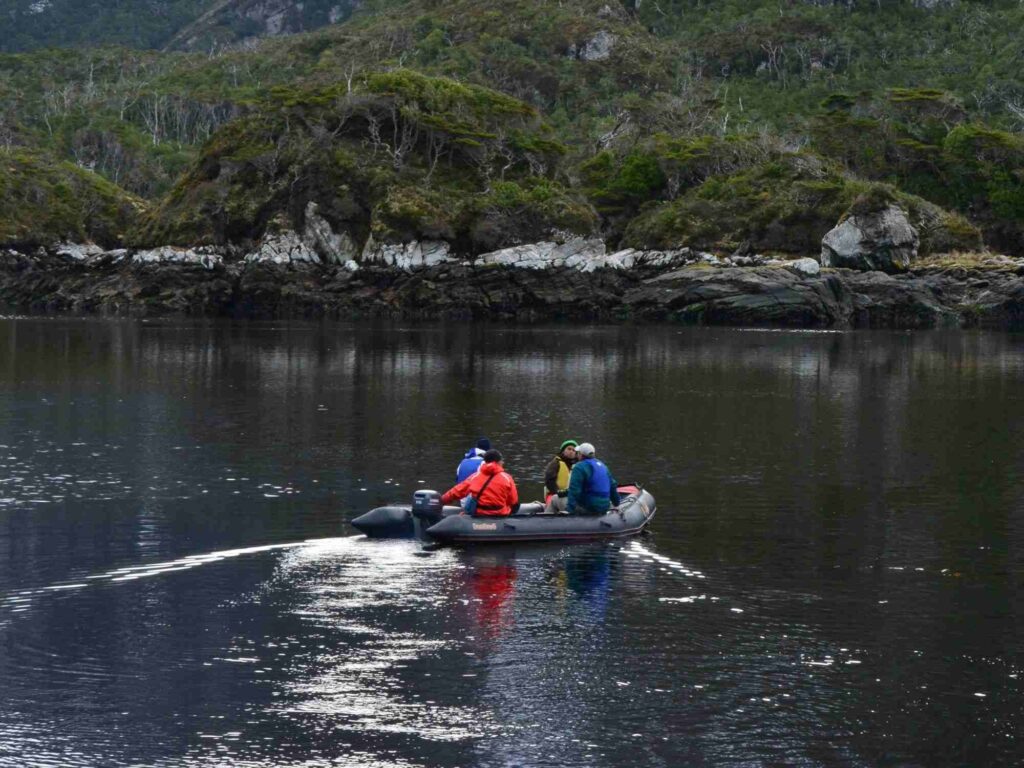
left=412, top=490, right=443, bottom=523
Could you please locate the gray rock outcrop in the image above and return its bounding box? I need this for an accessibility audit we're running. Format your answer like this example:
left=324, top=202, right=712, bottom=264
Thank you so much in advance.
left=244, top=231, right=320, bottom=265
left=56, top=242, right=105, bottom=262
left=361, top=238, right=452, bottom=270
left=821, top=205, right=919, bottom=273
left=787, top=257, right=821, bottom=277
left=476, top=239, right=717, bottom=272
left=243, top=203, right=359, bottom=268
left=569, top=30, right=617, bottom=61
left=172, top=1, right=363, bottom=50
left=479, top=238, right=605, bottom=270
left=5, top=244, right=1024, bottom=329
left=623, top=266, right=853, bottom=327
left=134, top=246, right=223, bottom=270
left=302, top=202, right=359, bottom=265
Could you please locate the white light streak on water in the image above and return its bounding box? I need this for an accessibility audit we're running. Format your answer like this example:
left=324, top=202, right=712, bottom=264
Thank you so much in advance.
left=267, top=538, right=483, bottom=744
left=0, top=538, right=356, bottom=622
left=625, top=541, right=706, bottom=579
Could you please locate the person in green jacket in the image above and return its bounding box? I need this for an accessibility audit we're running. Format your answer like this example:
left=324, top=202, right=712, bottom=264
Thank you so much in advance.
left=566, top=442, right=620, bottom=516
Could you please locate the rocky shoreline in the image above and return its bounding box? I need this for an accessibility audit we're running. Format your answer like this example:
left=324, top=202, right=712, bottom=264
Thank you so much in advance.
left=3, top=241, right=1024, bottom=329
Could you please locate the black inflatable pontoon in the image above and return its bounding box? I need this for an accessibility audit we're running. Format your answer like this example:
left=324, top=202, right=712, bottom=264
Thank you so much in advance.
left=351, top=487, right=655, bottom=544
left=350, top=501, right=457, bottom=539
left=350, top=489, right=546, bottom=539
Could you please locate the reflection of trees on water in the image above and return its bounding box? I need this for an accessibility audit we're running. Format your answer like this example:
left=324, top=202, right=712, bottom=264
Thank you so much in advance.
left=6, top=319, right=1023, bottom=583
left=12, top=319, right=1024, bottom=497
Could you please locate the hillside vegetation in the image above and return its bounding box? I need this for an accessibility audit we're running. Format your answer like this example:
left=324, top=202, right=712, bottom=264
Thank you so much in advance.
left=138, top=70, right=593, bottom=251
left=0, top=150, right=141, bottom=247
left=1, top=0, right=1022, bottom=255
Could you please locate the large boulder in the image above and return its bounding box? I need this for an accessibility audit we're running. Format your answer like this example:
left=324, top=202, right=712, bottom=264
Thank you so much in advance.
left=821, top=205, right=919, bottom=273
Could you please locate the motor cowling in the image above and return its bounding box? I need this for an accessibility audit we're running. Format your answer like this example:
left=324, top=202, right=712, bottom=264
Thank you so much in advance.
left=412, top=490, right=443, bottom=519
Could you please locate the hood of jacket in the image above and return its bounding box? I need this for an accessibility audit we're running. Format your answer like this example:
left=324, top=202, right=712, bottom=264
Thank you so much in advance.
left=464, top=447, right=484, bottom=459
left=479, top=461, right=503, bottom=477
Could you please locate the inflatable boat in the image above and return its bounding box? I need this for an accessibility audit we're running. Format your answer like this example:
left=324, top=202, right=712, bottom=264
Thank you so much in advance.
left=351, top=486, right=655, bottom=544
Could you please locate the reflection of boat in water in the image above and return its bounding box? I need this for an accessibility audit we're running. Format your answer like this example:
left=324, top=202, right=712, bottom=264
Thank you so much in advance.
left=455, top=544, right=618, bottom=638
left=351, top=486, right=655, bottom=545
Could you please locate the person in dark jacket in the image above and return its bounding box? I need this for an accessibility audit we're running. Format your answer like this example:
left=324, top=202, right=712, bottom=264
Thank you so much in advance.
left=442, top=450, right=520, bottom=517
left=543, top=439, right=578, bottom=514
left=455, top=437, right=491, bottom=483
left=567, top=443, right=620, bottom=516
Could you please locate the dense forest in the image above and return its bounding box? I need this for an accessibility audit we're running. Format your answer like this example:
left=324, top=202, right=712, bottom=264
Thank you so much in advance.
left=1, top=0, right=1022, bottom=256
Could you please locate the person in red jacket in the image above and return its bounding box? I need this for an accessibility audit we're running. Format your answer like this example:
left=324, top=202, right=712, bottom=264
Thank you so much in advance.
left=441, top=449, right=520, bottom=516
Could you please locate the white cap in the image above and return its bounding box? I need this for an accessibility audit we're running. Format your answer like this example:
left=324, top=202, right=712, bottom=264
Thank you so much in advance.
left=577, top=442, right=596, bottom=457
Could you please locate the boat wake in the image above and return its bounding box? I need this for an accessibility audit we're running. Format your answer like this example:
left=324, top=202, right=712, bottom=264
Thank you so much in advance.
left=0, top=537, right=355, bottom=628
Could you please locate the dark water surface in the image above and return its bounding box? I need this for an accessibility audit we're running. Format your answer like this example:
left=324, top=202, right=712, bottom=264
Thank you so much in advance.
left=1, top=319, right=1022, bottom=767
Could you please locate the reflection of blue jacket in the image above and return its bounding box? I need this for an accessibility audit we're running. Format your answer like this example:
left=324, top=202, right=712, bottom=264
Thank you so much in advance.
left=567, top=458, right=620, bottom=515
left=456, top=448, right=485, bottom=482
left=566, top=552, right=611, bottom=617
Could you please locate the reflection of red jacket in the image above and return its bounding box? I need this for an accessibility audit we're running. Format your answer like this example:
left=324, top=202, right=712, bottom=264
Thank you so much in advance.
left=441, top=461, right=519, bottom=516
left=473, top=565, right=517, bottom=639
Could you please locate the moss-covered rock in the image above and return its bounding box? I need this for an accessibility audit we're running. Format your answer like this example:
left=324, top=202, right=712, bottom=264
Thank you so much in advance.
left=621, top=153, right=977, bottom=257
left=136, top=71, right=593, bottom=254
left=621, top=154, right=850, bottom=253
left=371, top=186, right=458, bottom=244
left=466, top=179, right=597, bottom=252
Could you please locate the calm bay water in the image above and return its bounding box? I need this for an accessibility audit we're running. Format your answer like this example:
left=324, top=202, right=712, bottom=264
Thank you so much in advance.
left=1, top=319, right=1022, bottom=767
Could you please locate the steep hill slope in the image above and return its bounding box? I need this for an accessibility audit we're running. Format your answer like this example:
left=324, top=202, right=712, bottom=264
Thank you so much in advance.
left=0, top=0, right=361, bottom=53
left=163, top=0, right=363, bottom=51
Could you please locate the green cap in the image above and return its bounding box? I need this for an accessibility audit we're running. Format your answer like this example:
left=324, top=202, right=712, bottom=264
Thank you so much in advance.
left=559, top=439, right=579, bottom=451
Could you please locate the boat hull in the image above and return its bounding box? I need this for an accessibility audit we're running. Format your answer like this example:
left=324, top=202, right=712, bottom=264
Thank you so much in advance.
left=350, top=501, right=546, bottom=538
left=424, top=489, right=655, bottom=545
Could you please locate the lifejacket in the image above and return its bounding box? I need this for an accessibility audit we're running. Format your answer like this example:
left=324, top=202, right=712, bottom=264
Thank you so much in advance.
left=544, top=456, right=573, bottom=500
left=553, top=457, right=572, bottom=491
left=581, top=458, right=612, bottom=498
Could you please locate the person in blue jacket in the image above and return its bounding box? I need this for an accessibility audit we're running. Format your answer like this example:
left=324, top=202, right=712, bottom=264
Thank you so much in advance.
left=567, top=442, right=620, bottom=516
left=456, top=438, right=491, bottom=483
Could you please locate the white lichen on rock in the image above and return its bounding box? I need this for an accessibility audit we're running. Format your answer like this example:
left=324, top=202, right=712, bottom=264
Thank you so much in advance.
left=133, top=246, right=223, bottom=269
left=361, top=237, right=452, bottom=270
